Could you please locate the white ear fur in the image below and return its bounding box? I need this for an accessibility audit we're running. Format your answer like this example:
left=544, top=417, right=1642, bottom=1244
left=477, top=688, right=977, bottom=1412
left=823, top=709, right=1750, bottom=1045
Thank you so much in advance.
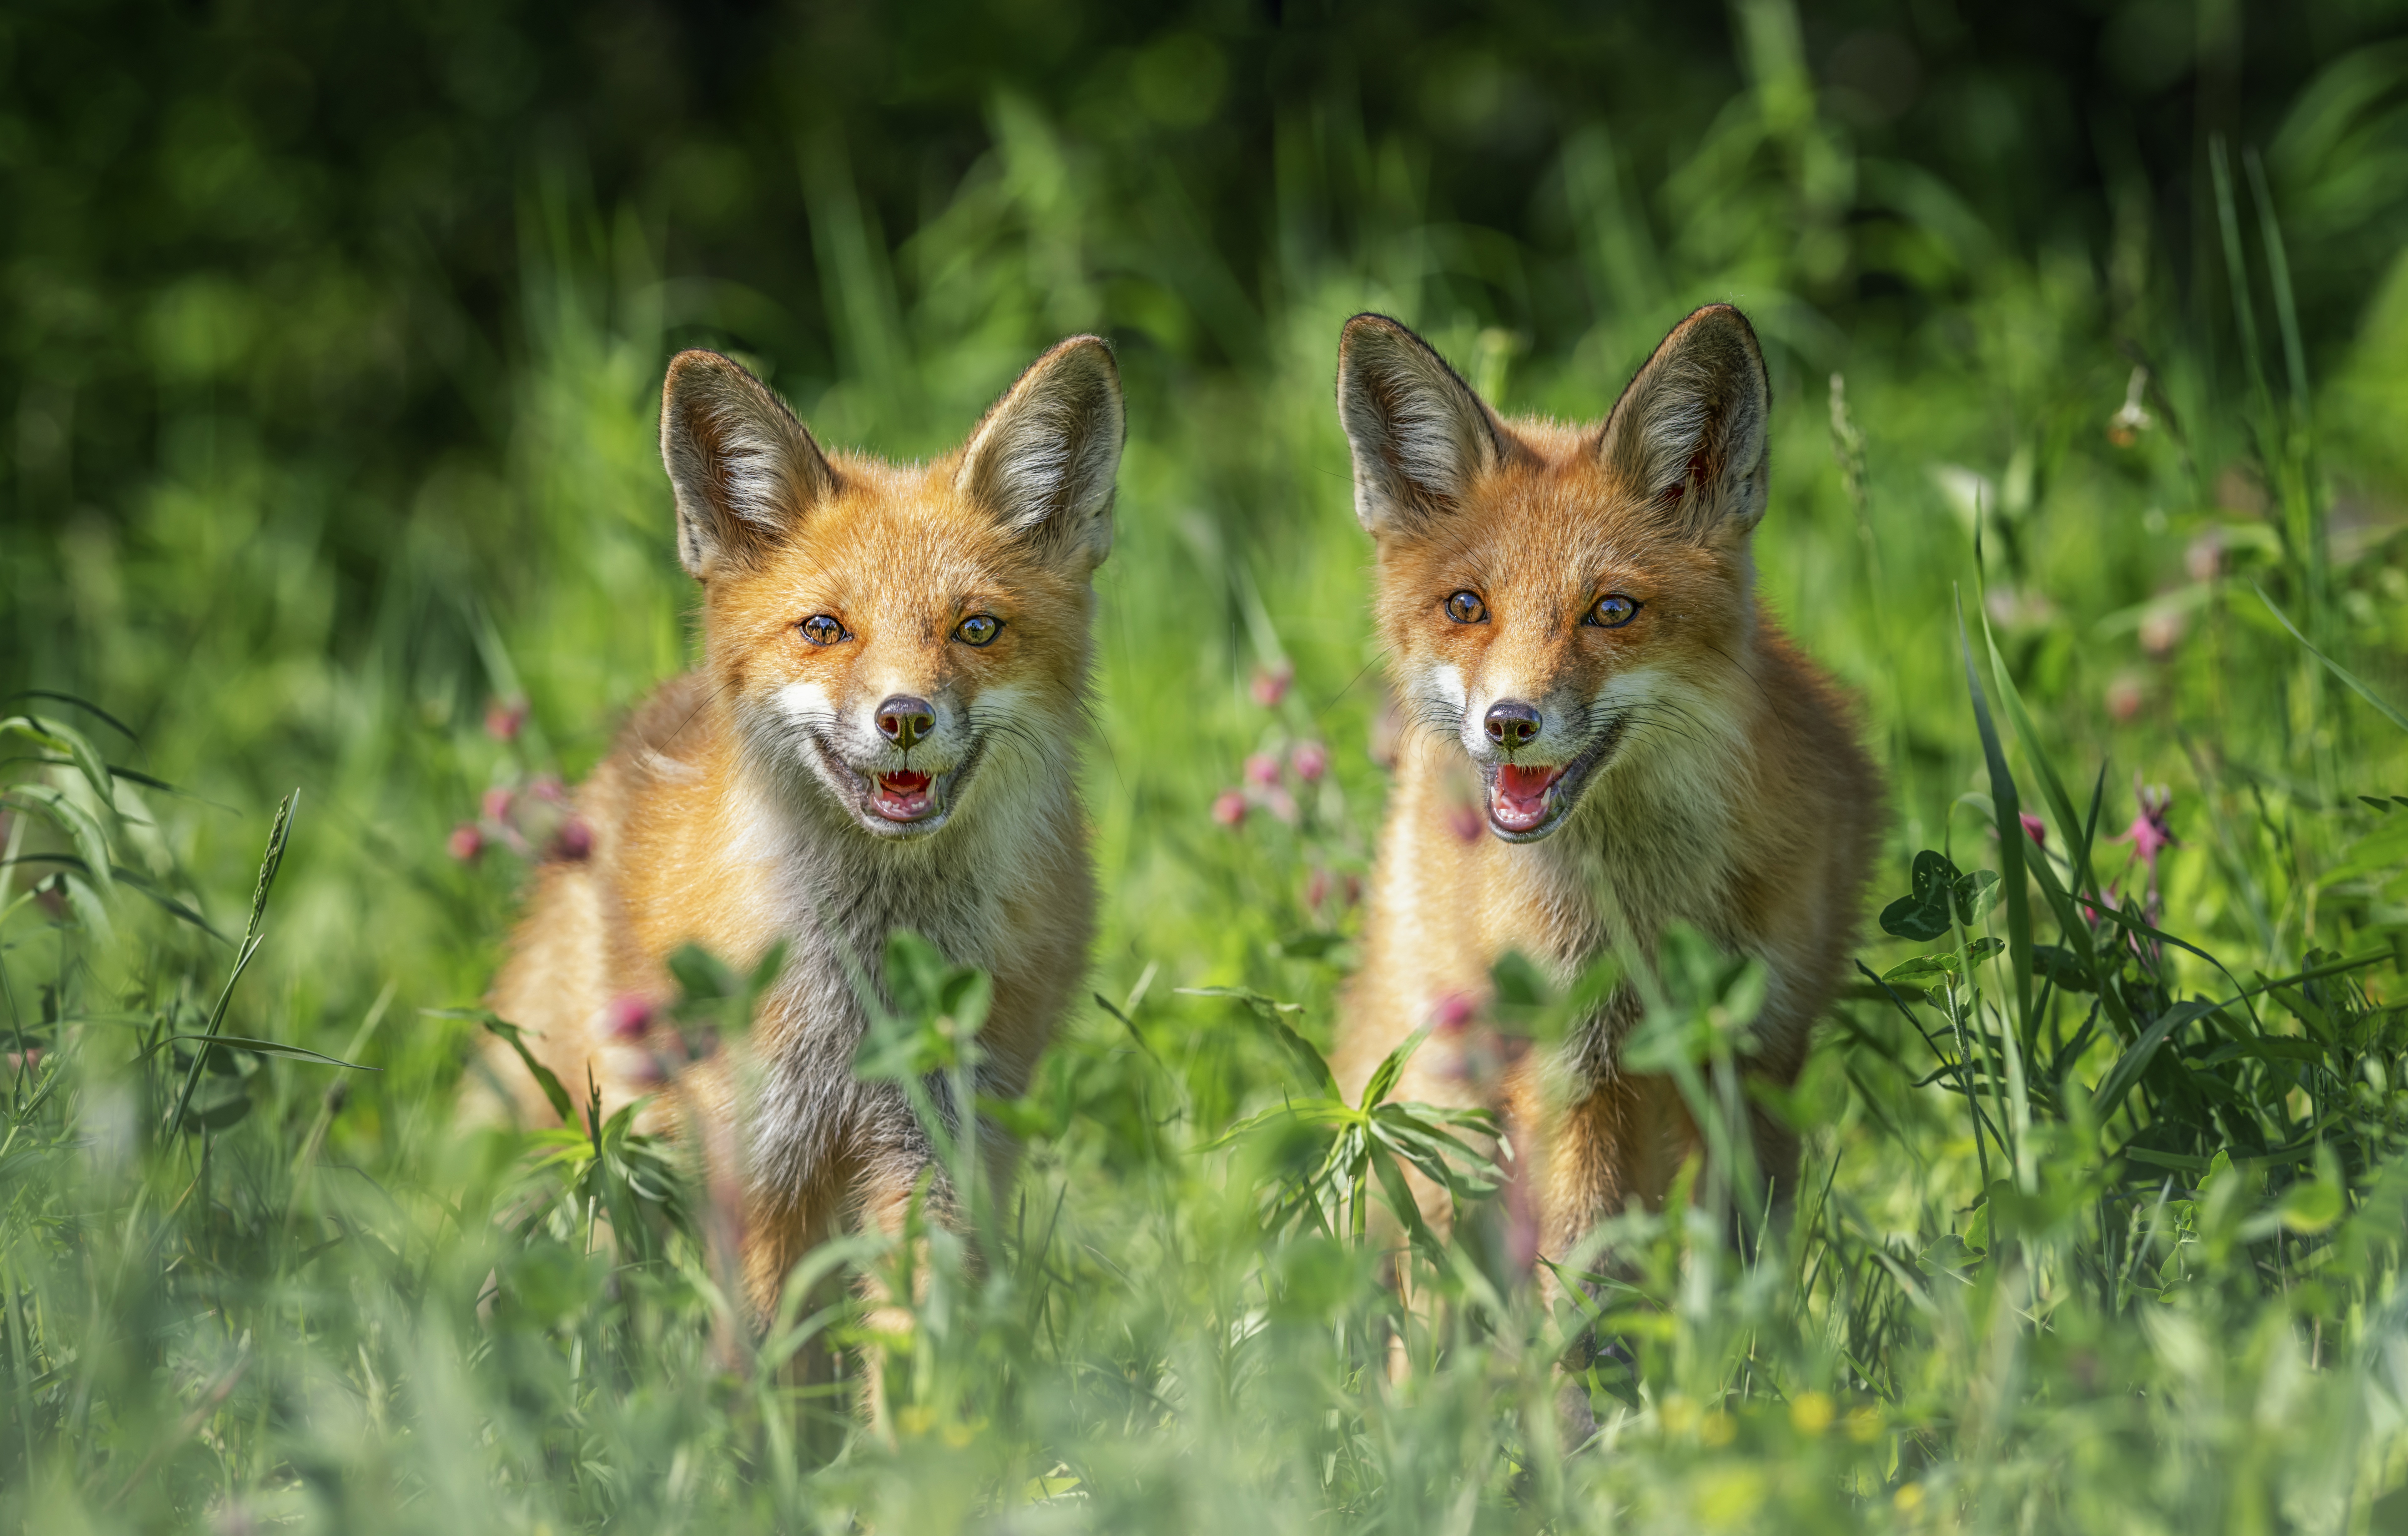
left=1335, top=315, right=1510, bottom=538
left=659, top=350, right=836, bottom=581
left=1594, top=305, right=1772, bottom=541
left=956, top=336, right=1125, bottom=574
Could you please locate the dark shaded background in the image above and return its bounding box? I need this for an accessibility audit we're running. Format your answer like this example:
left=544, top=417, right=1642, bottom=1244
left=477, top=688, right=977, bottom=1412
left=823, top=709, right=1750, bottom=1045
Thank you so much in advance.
left=6, top=0, right=2405, bottom=680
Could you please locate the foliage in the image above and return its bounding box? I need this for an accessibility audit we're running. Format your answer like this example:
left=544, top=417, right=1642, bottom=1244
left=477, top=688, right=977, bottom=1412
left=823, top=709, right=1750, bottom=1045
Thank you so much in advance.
left=8, top=1, right=2408, bottom=1530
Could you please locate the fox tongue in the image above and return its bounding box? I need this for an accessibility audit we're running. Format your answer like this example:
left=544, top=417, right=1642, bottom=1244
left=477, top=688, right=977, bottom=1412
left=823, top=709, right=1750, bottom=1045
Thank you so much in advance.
left=1491, top=764, right=1564, bottom=831
left=871, top=771, right=934, bottom=822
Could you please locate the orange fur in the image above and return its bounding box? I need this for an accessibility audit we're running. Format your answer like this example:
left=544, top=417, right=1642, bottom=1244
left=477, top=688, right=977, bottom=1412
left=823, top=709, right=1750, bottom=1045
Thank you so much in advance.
left=469, top=338, right=1123, bottom=1320
left=1329, top=306, right=1881, bottom=1290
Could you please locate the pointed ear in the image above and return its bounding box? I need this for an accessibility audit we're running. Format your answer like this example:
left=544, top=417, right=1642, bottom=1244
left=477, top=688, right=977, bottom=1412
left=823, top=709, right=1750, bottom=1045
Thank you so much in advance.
left=659, top=349, right=837, bottom=581
left=955, top=336, right=1126, bottom=575
left=1336, top=314, right=1515, bottom=538
left=1594, top=304, right=1771, bottom=542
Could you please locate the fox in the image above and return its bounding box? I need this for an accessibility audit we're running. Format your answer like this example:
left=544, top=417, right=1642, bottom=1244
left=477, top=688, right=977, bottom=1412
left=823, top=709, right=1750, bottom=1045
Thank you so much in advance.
left=470, top=335, right=1124, bottom=1321
left=1329, top=305, right=1879, bottom=1299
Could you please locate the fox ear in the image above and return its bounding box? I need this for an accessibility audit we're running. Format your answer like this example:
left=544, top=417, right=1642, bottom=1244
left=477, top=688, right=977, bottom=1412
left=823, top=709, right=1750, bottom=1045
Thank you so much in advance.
left=1594, top=304, right=1771, bottom=542
left=1336, top=314, right=1513, bottom=538
left=659, top=350, right=837, bottom=581
left=956, top=336, right=1125, bottom=575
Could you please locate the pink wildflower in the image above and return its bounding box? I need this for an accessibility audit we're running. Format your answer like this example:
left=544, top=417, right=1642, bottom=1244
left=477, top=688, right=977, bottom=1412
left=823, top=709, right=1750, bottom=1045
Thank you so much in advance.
left=553, top=816, right=593, bottom=861
left=447, top=823, right=484, bottom=861
left=1250, top=662, right=1293, bottom=708
left=1305, top=868, right=1332, bottom=909
left=529, top=774, right=566, bottom=803
left=1244, top=752, right=1282, bottom=787
left=485, top=696, right=528, bottom=742
left=605, top=995, right=655, bottom=1041
left=481, top=786, right=515, bottom=823
left=2116, top=781, right=2176, bottom=873
left=1211, top=790, right=1247, bottom=827
left=1290, top=740, right=1329, bottom=782
left=1432, top=991, right=1477, bottom=1033
left=2138, top=606, right=2185, bottom=659
left=2105, top=675, right=2146, bottom=722
left=2019, top=811, right=2047, bottom=847
left=2185, top=530, right=2225, bottom=584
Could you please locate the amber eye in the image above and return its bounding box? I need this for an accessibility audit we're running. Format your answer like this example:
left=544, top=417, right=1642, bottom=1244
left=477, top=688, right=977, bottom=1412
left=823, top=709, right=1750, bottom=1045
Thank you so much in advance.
left=1587, top=594, right=1642, bottom=629
left=954, top=614, right=1002, bottom=647
left=798, top=614, right=846, bottom=646
left=1444, top=591, right=1487, bottom=624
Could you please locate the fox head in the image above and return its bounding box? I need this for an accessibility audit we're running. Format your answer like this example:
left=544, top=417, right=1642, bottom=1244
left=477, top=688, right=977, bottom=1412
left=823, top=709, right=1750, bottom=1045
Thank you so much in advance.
left=660, top=337, right=1124, bottom=840
left=1337, top=305, right=1772, bottom=844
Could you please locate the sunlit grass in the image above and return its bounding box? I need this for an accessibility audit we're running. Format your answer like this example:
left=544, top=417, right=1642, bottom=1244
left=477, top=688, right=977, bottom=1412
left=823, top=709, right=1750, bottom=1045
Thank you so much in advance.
left=6, top=12, right=2408, bottom=1532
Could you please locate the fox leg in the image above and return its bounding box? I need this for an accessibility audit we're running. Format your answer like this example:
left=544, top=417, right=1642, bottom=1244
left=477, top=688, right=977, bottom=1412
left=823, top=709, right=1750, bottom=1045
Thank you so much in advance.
left=845, top=1086, right=963, bottom=1438
left=1517, top=1067, right=1699, bottom=1443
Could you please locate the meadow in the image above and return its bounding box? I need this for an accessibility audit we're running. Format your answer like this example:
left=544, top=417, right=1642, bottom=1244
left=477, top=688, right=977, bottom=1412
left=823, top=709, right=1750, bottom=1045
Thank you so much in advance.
left=6, top=3, right=2408, bottom=1529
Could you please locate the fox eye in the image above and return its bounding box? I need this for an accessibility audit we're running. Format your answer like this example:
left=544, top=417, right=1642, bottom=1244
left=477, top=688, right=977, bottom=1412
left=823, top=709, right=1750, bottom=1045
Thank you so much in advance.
left=798, top=614, right=846, bottom=646
left=1443, top=591, right=1487, bottom=624
left=1586, top=594, right=1642, bottom=629
left=954, top=614, right=1002, bottom=647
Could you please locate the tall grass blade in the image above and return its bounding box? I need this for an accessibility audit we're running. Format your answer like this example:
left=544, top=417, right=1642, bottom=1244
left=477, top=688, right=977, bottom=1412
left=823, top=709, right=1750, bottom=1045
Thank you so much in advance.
left=1957, top=595, right=2032, bottom=1032
left=165, top=791, right=297, bottom=1136
left=2257, top=584, right=2408, bottom=734
left=2210, top=136, right=2274, bottom=417
left=2245, top=146, right=2312, bottom=415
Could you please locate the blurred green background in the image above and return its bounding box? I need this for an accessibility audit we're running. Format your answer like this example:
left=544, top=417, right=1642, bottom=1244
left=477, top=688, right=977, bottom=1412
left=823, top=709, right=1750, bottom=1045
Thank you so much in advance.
left=7, top=1, right=2408, bottom=1530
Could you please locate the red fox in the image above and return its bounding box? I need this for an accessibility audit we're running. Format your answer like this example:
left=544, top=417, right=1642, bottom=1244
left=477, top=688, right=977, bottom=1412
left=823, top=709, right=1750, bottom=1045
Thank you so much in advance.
left=471, top=337, right=1123, bottom=1316
left=1329, top=306, right=1879, bottom=1288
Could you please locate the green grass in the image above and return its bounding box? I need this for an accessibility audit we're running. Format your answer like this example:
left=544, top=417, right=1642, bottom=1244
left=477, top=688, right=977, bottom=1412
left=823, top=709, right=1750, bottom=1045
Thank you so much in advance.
left=7, top=10, right=2408, bottom=1532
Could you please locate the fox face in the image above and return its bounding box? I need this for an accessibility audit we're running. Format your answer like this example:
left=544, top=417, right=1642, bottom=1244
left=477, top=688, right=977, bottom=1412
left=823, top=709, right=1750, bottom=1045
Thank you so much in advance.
left=1338, top=306, right=1772, bottom=843
left=661, top=338, right=1123, bottom=839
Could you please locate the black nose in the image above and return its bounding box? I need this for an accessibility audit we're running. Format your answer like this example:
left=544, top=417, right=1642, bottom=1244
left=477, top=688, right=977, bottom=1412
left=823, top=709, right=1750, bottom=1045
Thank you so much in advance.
left=1484, top=700, right=1541, bottom=749
left=875, top=695, right=935, bottom=749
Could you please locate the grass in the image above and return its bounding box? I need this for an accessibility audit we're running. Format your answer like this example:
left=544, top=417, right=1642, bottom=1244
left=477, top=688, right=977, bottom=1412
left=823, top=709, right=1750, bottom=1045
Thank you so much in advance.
left=6, top=10, right=2408, bottom=1531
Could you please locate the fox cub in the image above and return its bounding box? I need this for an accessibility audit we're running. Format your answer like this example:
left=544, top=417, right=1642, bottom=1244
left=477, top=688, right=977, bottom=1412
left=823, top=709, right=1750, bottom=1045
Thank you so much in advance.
left=474, top=337, right=1124, bottom=1313
left=1330, top=305, right=1878, bottom=1276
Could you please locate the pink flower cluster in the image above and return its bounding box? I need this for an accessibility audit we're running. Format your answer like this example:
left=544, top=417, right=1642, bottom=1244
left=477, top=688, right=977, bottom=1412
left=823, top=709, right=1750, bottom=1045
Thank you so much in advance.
left=450, top=699, right=590, bottom=866
left=596, top=992, right=724, bottom=1091
left=1210, top=736, right=1330, bottom=829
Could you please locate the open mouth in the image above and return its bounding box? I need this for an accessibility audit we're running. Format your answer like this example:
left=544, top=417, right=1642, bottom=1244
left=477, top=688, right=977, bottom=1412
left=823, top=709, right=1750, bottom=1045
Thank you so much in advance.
left=800, top=729, right=991, bottom=839
left=1490, top=764, right=1565, bottom=833
left=1481, top=719, right=1626, bottom=842
left=870, top=770, right=935, bottom=823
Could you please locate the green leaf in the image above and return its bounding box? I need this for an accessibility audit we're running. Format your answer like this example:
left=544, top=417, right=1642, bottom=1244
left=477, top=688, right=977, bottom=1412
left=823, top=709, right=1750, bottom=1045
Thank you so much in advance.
left=1882, top=938, right=2002, bottom=986
left=9, top=784, right=114, bottom=898
left=2279, top=1178, right=2344, bottom=1234
left=1953, top=868, right=2001, bottom=923
left=182, top=1074, right=253, bottom=1132
left=1359, top=1024, right=1432, bottom=1111
left=2257, top=584, right=2408, bottom=735
left=2032, top=945, right=2095, bottom=992
left=1880, top=850, right=1960, bottom=941
left=154, top=1033, right=380, bottom=1071
left=2093, top=1000, right=2221, bottom=1119
left=1275, top=932, right=1348, bottom=961
left=1179, top=986, right=1337, bottom=1097
left=1, top=715, right=113, bottom=813
left=475, top=1012, right=577, bottom=1124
